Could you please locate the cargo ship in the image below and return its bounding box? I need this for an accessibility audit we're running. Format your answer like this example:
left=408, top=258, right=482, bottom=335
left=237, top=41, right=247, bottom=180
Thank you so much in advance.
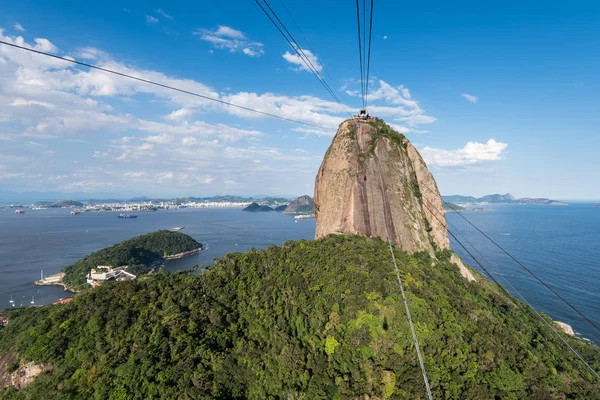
left=117, top=214, right=137, bottom=219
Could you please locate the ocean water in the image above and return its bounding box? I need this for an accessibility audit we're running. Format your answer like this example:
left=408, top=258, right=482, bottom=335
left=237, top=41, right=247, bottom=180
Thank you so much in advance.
left=0, top=208, right=315, bottom=308
left=0, top=204, right=598, bottom=344
left=447, top=203, right=600, bottom=344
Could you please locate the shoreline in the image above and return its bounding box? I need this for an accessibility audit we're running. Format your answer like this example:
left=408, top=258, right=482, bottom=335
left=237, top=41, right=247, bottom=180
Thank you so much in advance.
left=162, top=247, right=203, bottom=260
left=33, top=246, right=203, bottom=290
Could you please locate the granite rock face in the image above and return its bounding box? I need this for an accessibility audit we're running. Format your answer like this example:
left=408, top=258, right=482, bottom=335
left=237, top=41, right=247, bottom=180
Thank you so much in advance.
left=314, top=118, right=449, bottom=255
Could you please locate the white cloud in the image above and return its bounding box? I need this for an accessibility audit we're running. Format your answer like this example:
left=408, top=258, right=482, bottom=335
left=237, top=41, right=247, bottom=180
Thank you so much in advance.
left=461, top=93, right=478, bottom=103
left=146, top=16, right=159, bottom=24
left=282, top=45, right=323, bottom=72
left=124, top=171, right=147, bottom=178
left=383, top=35, right=387, bottom=40
left=14, top=23, right=25, bottom=32
left=0, top=28, right=440, bottom=195
left=165, top=108, right=195, bottom=121
left=194, top=26, right=264, bottom=57
left=420, top=139, right=508, bottom=167
left=33, top=38, right=57, bottom=53
left=155, top=9, right=173, bottom=20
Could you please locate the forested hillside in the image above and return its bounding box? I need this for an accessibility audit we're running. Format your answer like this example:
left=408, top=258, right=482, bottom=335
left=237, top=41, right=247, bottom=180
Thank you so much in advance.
left=62, top=230, right=201, bottom=290
left=1, top=235, right=599, bottom=399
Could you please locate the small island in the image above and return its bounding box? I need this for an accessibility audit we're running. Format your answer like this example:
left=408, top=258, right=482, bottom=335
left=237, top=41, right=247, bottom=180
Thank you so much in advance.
left=443, top=202, right=465, bottom=212
left=42, top=200, right=85, bottom=208
left=283, top=195, right=315, bottom=214
left=36, top=231, right=202, bottom=291
left=242, top=202, right=274, bottom=212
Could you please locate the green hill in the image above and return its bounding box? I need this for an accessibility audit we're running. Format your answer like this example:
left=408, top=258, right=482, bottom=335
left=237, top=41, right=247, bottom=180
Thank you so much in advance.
left=1, top=235, right=598, bottom=398
left=242, top=202, right=274, bottom=212
left=61, top=231, right=201, bottom=290
left=46, top=200, right=84, bottom=208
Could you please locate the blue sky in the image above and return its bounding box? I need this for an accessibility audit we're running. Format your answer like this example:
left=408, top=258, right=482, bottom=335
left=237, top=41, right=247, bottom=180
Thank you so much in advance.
left=1, top=0, right=599, bottom=200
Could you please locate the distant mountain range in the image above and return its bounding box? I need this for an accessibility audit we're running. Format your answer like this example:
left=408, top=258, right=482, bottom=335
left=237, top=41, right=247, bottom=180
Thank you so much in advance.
left=443, top=193, right=567, bottom=206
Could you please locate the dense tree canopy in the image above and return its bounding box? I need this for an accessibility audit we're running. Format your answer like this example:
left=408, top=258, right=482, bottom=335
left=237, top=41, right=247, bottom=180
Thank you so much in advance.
left=1, top=235, right=599, bottom=399
left=61, top=230, right=201, bottom=290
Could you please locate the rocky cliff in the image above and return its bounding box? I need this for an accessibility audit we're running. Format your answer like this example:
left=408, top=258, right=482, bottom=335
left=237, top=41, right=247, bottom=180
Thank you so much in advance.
left=314, top=118, right=450, bottom=254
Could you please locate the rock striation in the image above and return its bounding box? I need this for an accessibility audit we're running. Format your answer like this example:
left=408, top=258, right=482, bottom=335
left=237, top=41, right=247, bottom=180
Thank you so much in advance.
left=314, top=118, right=450, bottom=255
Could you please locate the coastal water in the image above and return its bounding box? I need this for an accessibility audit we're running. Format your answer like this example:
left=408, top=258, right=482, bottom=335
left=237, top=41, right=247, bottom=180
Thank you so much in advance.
left=0, top=204, right=599, bottom=344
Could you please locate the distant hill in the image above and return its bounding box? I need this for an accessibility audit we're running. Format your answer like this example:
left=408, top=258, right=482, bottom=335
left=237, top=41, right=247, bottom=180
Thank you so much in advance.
left=274, top=204, right=288, bottom=212
left=61, top=231, right=201, bottom=290
left=443, top=193, right=567, bottom=206
left=242, top=202, right=274, bottom=212
left=283, top=195, right=314, bottom=214
left=45, top=200, right=84, bottom=208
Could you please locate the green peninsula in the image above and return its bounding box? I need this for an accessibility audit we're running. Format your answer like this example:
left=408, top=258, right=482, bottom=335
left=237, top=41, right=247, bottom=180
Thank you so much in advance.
left=61, top=231, right=202, bottom=290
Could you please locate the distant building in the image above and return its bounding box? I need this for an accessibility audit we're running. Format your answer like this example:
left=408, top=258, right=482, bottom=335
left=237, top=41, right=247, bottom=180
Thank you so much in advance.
left=90, top=266, right=116, bottom=281
left=87, top=265, right=136, bottom=285
left=53, top=297, right=73, bottom=305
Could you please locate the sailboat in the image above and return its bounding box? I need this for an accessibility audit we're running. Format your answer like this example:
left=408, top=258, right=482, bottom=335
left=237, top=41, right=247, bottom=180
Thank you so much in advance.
left=9, top=295, right=14, bottom=304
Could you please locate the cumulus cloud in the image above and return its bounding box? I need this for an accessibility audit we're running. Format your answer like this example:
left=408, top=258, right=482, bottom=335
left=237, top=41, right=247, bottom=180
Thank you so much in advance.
left=282, top=45, right=323, bottom=72
left=345, top=80, right=436, bottom=132
left=420, top=139, right=508, bottom=167
left=461, top=93, right=477, bottom=103
left=146, top=16, right=159, bottom=24
left=14, top=23, right=25, bottom=32
left=194, top=26, right=264, bottom=57
left=0, top=28, right=445, bottom=195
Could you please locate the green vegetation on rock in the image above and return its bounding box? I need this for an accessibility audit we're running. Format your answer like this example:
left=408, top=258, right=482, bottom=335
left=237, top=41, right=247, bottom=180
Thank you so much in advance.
left=1, top=235, right=598, bottom=399
left=61, top=231, right=201, bottom=290
left=366, top=118, right=407, bottom=154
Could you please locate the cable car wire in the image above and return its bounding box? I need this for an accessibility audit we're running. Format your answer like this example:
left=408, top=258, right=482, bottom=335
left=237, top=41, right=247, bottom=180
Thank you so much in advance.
left=255, top=0, right=349, bottom=114
left=372, top=153, right=433, bottom=400
left=277, top=0, right=346, bottom=108
left=420, top=196, right=600, bottom=381
left=420, top=183, right=600, bottom=337
left=365, top=0, right=374, bottom=107
left=356, top=0, right=365, bottom=108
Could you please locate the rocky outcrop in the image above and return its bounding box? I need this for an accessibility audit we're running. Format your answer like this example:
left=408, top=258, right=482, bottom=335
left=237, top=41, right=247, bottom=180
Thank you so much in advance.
left=314, top=118, right=450, bottom=255
left=554, top=321, right=575, bottom=337
left=283, top=195, right=314, bottom=214
left=0, top=347, right=49, bottom=389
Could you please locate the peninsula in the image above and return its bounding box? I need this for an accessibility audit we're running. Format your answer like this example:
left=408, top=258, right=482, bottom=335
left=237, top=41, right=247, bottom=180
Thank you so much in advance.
left=36, top=230, right=202, bottom=291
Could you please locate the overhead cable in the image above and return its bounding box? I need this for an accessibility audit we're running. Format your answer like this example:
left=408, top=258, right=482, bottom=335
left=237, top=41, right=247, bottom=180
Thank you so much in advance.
left=355, top=0, right=365, bottom=108
left=255, top=0, right=349, bottom=114
left=420, top=196, right=600, bottom=381
left=365, top=0, right=374, bottom=106
left=421, top=183, right=600, bottom=337
left=373, top=154, right=433, bottom=400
